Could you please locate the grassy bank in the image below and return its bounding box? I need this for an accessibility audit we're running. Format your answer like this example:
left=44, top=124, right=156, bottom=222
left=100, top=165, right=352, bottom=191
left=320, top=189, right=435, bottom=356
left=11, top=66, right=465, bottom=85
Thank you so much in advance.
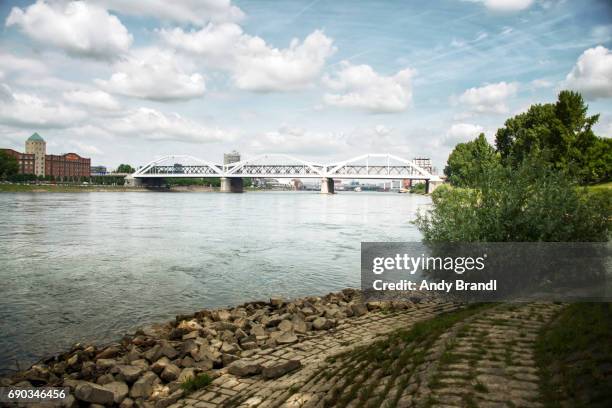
left=0, top=184, right=148, bottom=193
left=536, top=303, right=612, bottom=408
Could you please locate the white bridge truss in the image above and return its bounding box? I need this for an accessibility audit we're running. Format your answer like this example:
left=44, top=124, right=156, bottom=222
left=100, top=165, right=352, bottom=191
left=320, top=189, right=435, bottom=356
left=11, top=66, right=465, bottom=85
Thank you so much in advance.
left=132, top=154, right=440, bottom=180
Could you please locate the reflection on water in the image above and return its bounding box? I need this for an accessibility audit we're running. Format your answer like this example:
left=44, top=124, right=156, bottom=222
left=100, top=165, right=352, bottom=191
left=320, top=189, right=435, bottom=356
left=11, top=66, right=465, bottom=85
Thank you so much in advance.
left=0, top=191, right=429, bottom=373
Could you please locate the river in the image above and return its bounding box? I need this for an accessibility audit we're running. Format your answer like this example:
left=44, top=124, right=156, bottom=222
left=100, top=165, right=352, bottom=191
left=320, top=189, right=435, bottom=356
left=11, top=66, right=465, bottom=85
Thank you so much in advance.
left=0, top=191, right=429, bottom=373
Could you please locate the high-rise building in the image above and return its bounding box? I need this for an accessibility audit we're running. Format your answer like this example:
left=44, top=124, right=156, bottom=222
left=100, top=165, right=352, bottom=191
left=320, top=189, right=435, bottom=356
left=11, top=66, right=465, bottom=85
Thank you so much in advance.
left=25, top=132, right=46, bottom=176
left=223, top=150, right=241, bottom=165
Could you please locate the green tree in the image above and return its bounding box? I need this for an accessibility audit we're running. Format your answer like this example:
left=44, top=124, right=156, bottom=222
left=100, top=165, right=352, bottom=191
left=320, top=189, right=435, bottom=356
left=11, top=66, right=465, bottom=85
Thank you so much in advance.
left=495, top=90, right=609, bottom=184
left=0, top=150, right=19, bottom=180
left=116, top=164, right=135, bottom=173
left=416, top=158, right=610, bottom=242
left=444, top=133, right=499, bottom=188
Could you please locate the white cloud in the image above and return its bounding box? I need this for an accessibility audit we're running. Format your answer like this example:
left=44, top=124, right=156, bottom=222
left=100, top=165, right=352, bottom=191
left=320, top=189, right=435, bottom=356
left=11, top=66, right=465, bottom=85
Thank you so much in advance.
left=443, top=123, right=484, bottom=146
left=233, top=30, right=335, bottom=92
left=93, top=0, right=244, bottom=26
left=250, top=125, right=347, bottom=155
left=96, top=48, right=206, bottom=101
left=458, top=81, right=518, bottom=114
left=158, top=23, right=243, bottom=69
left=0, top=83, right=86, bottom=128
left=323, top=62, right=415, bottom=113
left=161, top=25, right=335, bottom=92
left=531, top=78, right=553, bottom=88
left=465, top=0, right=535, bottom=12
left=5, top=1, right=132, bottom=60
left=0, top=52, right=47, bottom=76
left=63, top=90, right=121, bottom=111
left=104, top=107, right=232, bottom=143
left=563, top=46, right=612, bottom=100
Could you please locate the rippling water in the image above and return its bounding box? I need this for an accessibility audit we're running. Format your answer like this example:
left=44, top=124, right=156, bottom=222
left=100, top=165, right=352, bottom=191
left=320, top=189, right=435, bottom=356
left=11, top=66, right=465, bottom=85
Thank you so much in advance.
left=0, top=191, right=429, bottom=373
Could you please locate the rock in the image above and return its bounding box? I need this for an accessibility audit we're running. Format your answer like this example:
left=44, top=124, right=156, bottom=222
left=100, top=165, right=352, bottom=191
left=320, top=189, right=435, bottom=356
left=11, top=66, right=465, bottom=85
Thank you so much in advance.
left=130, top=359, right=149, bottom=370
left=126, top=348, right=141, bottom=362
left=154, top=390, right=184, bottom=408
left=270, top=297, right=285, bottom=307
left=180, top=340, right=198, bottom=356
left=119, top=397, right=134, bottom=408
left=351, top=303, right=368, bottom=317
left=262, top=360, right=302, bottom=379
left=222, top=353, right=239, bottom=366
left=182, top=331, right=199, bottom=341
left=177, top=320, right=202, bottom=332
left=129, top=371, right=158, bottom=399
left=216, top=310, right=231, bottom=321
left=103, top=381, right=129, bottom=404
left=143, top=345, right=161, bottom=362
left=158, top=342, right=178, bottom=360
left=151, top=357, right=171, bottom=374
left=292, top=318, right=307, bottom=334
left=96, top=358, right=117, bottom=370
left=96, top=374, right=115, bottom=385
left=75, top=382, right=115, bottom=405
left=221, top=341, right=239, bottom=354
left=227, top=360, right=262, bottom=377
left=276, top=332, right=298, bottom=345
left=278, top=320, right=293, bottom=332
left=160, top=364, right=181, bottom=382
left=96, top=346, right=121, bottom=360
left=250, top=324, right=265, bottom=337
left=115, top=365, right=143, bottom=383
left=177, top=368, right=196, bottom=383
left=312, top=317, right=329, bottom=330
left=180, top=356, right=194, bottom=368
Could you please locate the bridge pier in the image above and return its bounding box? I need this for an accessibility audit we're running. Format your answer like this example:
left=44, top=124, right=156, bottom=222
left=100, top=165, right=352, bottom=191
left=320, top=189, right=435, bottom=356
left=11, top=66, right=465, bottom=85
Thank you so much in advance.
left=221, top=177, right=243, bottom=193
left=320, top=177, right=335, bottom=194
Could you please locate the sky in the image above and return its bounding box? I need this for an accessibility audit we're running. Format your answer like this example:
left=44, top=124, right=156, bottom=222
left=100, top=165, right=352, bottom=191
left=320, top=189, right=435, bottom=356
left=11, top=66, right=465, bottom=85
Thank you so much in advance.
left=0, top=0, right=611, bottom=170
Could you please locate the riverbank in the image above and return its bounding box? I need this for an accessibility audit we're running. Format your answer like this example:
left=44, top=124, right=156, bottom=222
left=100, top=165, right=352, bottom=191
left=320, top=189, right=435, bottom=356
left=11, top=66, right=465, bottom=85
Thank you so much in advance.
left=0, top=184, right=151, bottom=193
left=2, top=289, right=609, bottom=407
left=1, top=289, right=435, bottom=407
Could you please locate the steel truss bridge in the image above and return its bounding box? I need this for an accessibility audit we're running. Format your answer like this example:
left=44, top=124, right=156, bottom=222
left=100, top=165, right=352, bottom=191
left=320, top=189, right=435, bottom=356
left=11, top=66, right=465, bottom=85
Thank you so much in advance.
left=129, top=154, right=441, bottom=193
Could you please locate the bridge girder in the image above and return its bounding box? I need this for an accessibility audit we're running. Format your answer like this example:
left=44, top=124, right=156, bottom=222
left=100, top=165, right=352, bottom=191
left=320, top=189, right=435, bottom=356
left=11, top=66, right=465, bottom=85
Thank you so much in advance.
left=132, top=153, right=440, bottom=181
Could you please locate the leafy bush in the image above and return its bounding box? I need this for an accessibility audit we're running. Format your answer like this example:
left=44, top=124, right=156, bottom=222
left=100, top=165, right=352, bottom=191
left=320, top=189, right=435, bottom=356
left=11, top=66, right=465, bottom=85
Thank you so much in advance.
left=415, top=159, right=610, bottom=242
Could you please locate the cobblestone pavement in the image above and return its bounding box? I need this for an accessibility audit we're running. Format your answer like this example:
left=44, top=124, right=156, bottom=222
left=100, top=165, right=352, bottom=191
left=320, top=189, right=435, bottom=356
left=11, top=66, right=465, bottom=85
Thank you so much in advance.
left=169, top=303, right=563, bottom=408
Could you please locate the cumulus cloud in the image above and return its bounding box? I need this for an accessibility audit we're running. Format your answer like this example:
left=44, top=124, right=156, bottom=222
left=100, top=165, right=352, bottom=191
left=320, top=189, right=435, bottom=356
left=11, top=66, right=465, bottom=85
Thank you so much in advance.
left=92, top=0, right=244, bottom=26
left=233, top=30, right=335, bottom=92
left=563, top=46, right=612, bottom=100
left=323, top=62, right=415, bottom=113
left=63, top=90, right=121, bottom=111
left=465, top=0, right=535, bottom=12
left=96, top=48, right=206, bottom=101
left=5, top=0, right=132, bottom=60
left=443, top=123, right=485, bottom=146
left=457, top=81, right=518, bottom=114
left=0, top=83, right=86, bottom=128
left=161, top=25, right=335, bottom=92
left=158, top=23, right=244, bottom=69
left=103, top=107, right=232, bottom=143
left=250, top=125, right=347, bottom=155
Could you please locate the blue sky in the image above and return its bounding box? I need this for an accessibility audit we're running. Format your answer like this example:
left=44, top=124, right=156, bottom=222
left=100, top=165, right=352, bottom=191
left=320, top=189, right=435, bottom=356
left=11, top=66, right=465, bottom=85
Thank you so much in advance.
left=0, top=0, right=611, bottom=169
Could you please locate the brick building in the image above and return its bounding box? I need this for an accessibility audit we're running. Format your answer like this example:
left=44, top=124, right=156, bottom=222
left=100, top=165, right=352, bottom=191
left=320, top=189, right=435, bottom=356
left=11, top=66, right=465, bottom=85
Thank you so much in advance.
left=45, top=153, right=91, bottom=178
left=1, top=133, right=90, bottom=179
left=0, top=148, right=35, bottom=174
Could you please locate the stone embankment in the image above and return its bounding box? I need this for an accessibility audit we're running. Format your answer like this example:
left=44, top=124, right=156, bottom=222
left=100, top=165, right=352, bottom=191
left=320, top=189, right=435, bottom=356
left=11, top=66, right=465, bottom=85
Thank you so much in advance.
left=1, top=291, right=564, bottom=408
left=0, top=289, right=446, bottom=407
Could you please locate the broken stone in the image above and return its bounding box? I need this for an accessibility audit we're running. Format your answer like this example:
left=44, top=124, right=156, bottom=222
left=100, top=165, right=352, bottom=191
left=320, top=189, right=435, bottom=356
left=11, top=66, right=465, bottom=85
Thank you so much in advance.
left=228, top=360, right=262, bottom=377
left=75, top=382, right=115, bottom=405
left=262, top=360, right=302, bottom=379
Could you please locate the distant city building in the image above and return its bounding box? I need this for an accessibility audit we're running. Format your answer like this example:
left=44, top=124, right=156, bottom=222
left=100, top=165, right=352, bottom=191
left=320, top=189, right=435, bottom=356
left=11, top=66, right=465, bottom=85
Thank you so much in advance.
left=224, top=150, right=241, bottom=165
left=0, top=133, right=90, bottom=179
left=1, top=148, right=35, bottom=174
left=46, top=153, right=90, bottom=178
left=90, top=166, right=108, bottom=176
left=25, top=133, right=46, bottom=176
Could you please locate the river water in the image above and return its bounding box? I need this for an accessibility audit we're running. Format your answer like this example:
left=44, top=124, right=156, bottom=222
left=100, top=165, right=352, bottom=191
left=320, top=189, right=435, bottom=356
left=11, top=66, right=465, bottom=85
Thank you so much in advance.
left=0, top=191, right=429, bottom=373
